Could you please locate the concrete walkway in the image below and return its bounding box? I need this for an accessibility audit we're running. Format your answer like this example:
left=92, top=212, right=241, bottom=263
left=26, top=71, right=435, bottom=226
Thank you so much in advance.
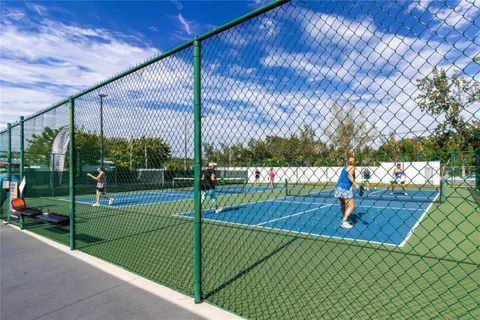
left=0, top=223, right=242, bottom=320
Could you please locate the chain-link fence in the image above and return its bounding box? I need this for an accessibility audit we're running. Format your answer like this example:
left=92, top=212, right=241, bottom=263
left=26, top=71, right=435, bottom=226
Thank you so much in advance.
left=2, top=1, right=479, bottom=319
left=0, top=129, right=9, bottom=220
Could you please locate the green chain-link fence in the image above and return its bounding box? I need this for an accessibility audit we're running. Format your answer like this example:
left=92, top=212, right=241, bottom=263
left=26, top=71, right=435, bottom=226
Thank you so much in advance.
left=0, top=129, right=9, bottom=220
left=2, top=1, right=479, bottom=319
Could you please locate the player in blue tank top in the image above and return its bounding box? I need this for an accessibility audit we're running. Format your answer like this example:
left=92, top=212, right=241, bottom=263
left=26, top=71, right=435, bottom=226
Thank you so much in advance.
left=391, top=163, right=408, bottom=195
left=334, top=156, right=359, bottom=229
left=362, top=168, right=371, bottom=191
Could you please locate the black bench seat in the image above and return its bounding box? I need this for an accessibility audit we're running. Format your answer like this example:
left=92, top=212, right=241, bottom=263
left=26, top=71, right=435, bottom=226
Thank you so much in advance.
left=37, top=213, right=70, bottom=226
left=10, top=208, right=42, bottom=218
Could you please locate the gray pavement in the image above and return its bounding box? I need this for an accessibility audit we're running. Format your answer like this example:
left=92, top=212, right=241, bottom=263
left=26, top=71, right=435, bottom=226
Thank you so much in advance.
left=0, top=224, right=206, bottom=320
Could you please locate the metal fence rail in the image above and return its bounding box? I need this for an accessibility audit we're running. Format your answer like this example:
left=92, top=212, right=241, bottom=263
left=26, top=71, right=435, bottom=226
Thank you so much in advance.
left=1, top=1, right=479, bottom=319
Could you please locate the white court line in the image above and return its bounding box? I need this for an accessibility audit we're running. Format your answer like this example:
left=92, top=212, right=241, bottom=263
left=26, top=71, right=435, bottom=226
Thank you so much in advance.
left=175, top=211, right=400, bottom=247
left=60, top=192, right=193, bottom=208
left=398, top=192, right=440, bottom=247
left=256, top=204, right=334, bottom=226
left=365, top=189, right=384, bottom=195
left=270, top=200, right=332, bottom=206
left=358, top=205, right=424, bottom=211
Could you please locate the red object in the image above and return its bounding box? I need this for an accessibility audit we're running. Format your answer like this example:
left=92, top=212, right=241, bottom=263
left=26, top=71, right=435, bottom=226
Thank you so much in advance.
left=11, top=198, right=26, bottom=211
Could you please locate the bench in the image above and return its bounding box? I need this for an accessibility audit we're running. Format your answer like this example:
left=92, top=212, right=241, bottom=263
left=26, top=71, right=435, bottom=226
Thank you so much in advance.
left=10, top=198, right=69, bottom=228
left=37, top=213, right=70, bottom=226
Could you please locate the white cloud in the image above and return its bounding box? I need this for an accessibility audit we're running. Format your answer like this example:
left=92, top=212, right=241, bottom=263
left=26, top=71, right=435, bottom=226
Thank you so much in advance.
left=431, top=0, right=480, bottom=29
left=26, top=3, right=48, bottom=16
left=177, top=14, right=192, bottom=35
left=0, top=10, right=160, bottom=131
left=2, top=1, right=479, bottom=160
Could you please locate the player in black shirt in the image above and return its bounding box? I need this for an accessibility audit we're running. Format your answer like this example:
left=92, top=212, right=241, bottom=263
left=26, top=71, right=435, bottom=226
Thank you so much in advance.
left=201, top=162, right=222, bottom=213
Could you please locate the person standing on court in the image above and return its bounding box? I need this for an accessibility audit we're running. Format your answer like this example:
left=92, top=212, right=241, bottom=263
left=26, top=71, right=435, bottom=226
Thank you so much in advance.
left=334, top=156, right=359, bottom=229
left=391, top=163, right=408, bottom=195
left=87, top=167, right=113, bottom=207
left=269, top=168, right=276, bottom=188
left=201, top=162, right=222, bottom=213
left=254, top=169, right=261, bottom=186
left=362, top=167, right=371, bottom=191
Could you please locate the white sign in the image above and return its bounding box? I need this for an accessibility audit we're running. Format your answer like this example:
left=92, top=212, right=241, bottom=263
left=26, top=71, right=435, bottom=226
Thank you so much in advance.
left=51, top=126, right=70, bottom=172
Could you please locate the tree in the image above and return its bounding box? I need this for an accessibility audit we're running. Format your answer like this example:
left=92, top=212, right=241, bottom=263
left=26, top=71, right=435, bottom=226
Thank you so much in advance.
left=76, top=130, right=100, bottom=166
left=416, top=68, right=479, bottom=137
left=126, top=136, right=171, bottom=169
left=25, top=127, right=61, bottom=165
left=416, top=68, right=480, bottom=163
left=324, top=102, right=377, bottom=160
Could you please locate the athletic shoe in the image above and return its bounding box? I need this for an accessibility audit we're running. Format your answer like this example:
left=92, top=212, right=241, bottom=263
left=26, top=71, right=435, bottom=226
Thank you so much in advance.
left=404, top=192, right=408, bottom=196
left=92, top=203, right=100, bottom=207
left=341, top=221, right=353, bottom=229
left=109, top=198, right=114, bottom=205
left=215, top=208, right=223, bottom=213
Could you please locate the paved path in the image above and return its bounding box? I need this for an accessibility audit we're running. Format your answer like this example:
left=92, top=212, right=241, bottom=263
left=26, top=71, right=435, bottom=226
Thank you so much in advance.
left=0, top=223, right=242, bottom=320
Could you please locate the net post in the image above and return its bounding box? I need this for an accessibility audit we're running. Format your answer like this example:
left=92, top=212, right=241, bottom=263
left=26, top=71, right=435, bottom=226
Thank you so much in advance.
left=6, top=123, right=11, bottom=224
left=193, top=38, right=203, bottom=304
left=69, top=97, right=76, bottom=250
left=440, top=176, right=446, bottom=203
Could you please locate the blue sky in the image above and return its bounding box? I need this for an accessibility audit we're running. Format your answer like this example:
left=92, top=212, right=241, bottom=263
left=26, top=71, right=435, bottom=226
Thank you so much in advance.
left=0, top=0, right=479, bottom=156
left=0, top=0, right=270, bottom=130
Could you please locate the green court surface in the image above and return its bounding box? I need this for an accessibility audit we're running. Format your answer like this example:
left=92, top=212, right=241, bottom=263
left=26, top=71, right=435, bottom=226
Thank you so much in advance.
left=14, top=185, right=479, bottom=319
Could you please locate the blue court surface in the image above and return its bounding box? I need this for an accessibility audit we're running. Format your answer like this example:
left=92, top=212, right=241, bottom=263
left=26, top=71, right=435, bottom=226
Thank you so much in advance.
left=178, top=189, right=439, bottom=247
left=68, top=185, right=281, bottom=208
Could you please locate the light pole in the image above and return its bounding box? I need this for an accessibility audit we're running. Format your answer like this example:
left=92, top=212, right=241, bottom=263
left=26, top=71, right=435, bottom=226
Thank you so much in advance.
left=99, top=93, right=107, bottom=167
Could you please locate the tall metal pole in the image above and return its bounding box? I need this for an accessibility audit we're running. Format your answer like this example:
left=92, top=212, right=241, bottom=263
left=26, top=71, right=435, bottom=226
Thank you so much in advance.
left=69, top=98, right=76, bottom=250
left=6, top=123, right=11, bottom=224
left=184, top=116, right=188, bottom=170
left=193, top=39, right=202, bottom=304
left=19, top=117, right=24, bottom=193
left=99, top=93, right=107, bottom=168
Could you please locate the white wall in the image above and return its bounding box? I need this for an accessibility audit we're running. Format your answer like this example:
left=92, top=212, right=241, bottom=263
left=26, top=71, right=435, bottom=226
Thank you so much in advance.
left=223, top=161, right=441, bottom=186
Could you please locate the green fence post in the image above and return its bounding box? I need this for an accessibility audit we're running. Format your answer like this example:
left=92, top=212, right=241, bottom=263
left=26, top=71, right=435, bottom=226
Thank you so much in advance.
left=6, top=123, right=11, bottom=224
left=19, top=116, right=25, bottom=229
left=475, top=147, right=480, bottom=191
left=19, top=117, right=24, bottom=189
left=76, top=147, right=81, bottom=178
left=193, top=38, right=202, bottom=304
left=69, top=98, right=76, bottom=250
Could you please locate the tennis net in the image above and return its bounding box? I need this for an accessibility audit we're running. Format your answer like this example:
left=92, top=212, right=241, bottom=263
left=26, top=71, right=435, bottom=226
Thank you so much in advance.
left=172, top=177, right=247, bottom=194
left=285, top=181, right=443, bottom=203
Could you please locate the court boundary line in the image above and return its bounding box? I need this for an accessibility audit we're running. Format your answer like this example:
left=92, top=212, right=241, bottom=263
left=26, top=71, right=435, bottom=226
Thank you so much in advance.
left=174, top=198, right=429, bottom=247
left=175, top=210, right=400, bottom=247
left=256, top=204, right=334, bottom=226
left=398, top=192, right=440, bottom=247
left=59, top=193, right=193, bottom=208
